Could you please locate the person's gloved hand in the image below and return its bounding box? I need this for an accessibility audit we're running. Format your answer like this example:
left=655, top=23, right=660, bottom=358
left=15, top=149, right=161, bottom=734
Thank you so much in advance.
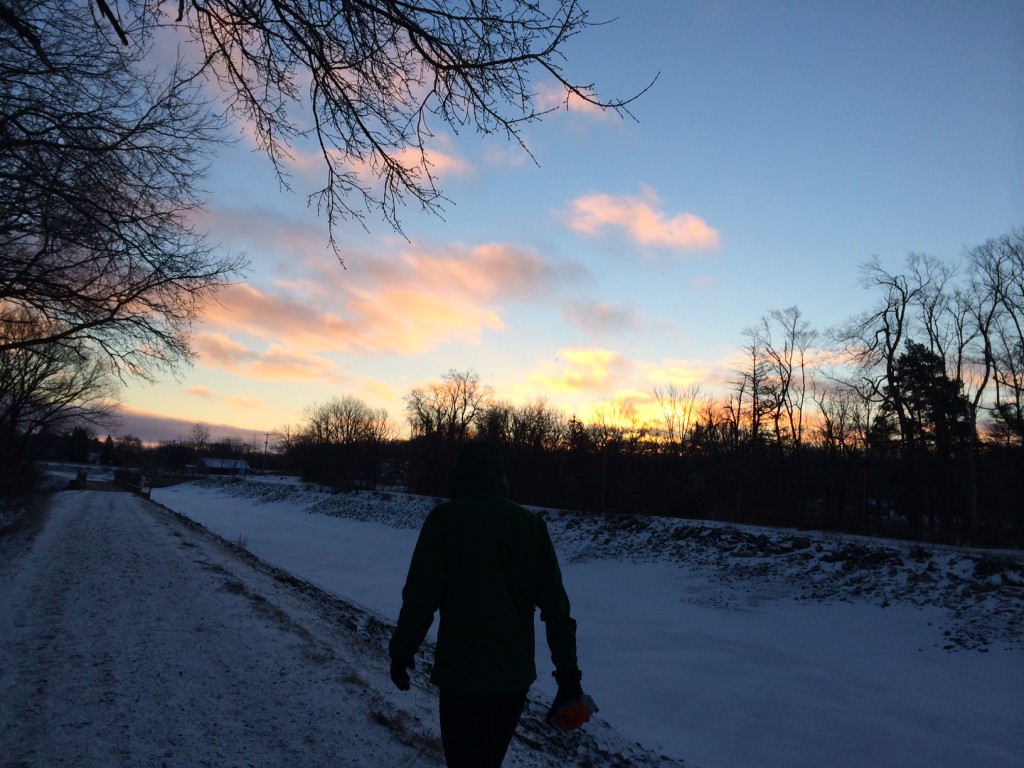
left=546, top=668, right=583, bottom=721
left=390, top=657, right=414, bottom=691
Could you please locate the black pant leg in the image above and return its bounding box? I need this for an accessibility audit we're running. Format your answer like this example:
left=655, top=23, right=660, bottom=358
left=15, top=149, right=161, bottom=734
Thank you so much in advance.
left=439, top=688, right=529, bottom=768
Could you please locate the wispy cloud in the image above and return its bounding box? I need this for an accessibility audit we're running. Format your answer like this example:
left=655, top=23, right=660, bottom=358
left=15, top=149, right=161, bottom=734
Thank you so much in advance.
left=190, top=204, right=335, bottom=265
left=373, top=242, right=566, bottom=299
left=197, top=242, right=578, bottom=374
left=563, top=301, right=643, bottom=335
left=343, top=285, right=504, bottom=353
left=391, top=136, right=474, bottom=178
left=184, top=379, right=285, bottom=415
left=277, top=130, right=474, bottom=186
left=225, top=395, right=268, bottom=410
left=483, top=142, right=531, bottom=168
left=192, top=332, right=342, bottom=381
left=535, top=82, right=611, bottom=119
left=565, top=185, right=721, bottom=251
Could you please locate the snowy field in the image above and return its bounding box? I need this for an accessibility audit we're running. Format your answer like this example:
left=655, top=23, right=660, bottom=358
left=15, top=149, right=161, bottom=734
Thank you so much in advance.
left=147, top=475, right=1024, bottom=768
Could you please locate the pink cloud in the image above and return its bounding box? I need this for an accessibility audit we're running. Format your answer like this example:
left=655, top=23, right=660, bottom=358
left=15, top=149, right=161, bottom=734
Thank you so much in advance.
left=565, top=186, right=721, bottom=251
left=392, top=137, right=473, bottom=178
left=534, top=82, right=610, bottom=119
left=192, top=332, right=342, bottom=381
left=344, top=285, right=504, bottom=353
left=279, top=130, right=474, bottom=187
left=196, top=242, right=571, bottom=368
left=192, top=333, right=257, bottom=367
left=200, top=285, right=354, bottom=346
left=381, top=242, right=559, bottom=299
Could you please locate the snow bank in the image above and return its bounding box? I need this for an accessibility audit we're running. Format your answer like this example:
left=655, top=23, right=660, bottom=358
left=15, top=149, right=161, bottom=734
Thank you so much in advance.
left=153, top=477, right=1024, bottom=768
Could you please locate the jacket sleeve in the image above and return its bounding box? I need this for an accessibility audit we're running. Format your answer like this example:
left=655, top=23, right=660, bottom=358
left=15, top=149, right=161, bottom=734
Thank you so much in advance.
left=534, top=523, right=578, bottom=674
left=389, top=509, right=445, bottom=662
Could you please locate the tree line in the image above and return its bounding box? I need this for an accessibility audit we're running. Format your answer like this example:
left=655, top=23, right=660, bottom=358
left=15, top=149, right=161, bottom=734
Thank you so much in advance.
left=266, top=231, right=1024, bottom=547
left=12, top=223, right=1024, bottom=548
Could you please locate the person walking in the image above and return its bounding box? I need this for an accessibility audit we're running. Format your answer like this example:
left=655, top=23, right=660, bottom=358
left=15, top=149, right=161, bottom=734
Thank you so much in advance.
left=388, top=440, right=585, bottom=768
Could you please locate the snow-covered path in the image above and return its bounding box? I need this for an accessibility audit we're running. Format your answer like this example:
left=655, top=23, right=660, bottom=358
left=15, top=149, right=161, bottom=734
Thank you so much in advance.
left=0, top=489, right=678, bottom=768
left=0, top=490, right=444, bottom=767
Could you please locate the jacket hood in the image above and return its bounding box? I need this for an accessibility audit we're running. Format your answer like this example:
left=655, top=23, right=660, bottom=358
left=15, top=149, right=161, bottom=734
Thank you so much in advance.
left=448, top=440, right=510, bottom=499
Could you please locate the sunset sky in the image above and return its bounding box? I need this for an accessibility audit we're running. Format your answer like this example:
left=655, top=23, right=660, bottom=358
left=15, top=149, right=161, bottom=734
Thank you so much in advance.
left=119, top=1, right=1024, bottom=445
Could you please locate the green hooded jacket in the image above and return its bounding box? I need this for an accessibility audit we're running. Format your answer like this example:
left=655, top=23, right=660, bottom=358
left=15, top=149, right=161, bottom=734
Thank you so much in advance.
left=389, top=441, right=578, bottom=695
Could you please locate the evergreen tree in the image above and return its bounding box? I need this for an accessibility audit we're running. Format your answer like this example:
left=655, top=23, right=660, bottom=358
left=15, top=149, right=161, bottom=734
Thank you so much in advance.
left=886, top=342, right=973, bottom=456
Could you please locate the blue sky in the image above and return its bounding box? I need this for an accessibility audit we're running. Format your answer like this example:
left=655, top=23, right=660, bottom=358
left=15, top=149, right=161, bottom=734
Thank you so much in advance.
left=120, top=0, right=1024, bottom=444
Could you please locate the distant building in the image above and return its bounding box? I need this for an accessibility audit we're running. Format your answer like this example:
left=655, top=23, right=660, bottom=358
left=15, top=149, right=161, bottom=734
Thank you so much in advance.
left=199, top=458, right=250, bottom=477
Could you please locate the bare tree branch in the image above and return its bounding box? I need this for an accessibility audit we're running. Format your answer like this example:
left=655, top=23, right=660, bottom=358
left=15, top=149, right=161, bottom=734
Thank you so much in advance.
left=1, top=1, right=247, bottom=378
left=10, top=0, right=656, bottom=242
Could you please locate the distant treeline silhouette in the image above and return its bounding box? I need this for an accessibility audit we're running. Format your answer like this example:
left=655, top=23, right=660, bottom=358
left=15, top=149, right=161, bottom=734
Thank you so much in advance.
left=20, top=229, right=1024, bottom=547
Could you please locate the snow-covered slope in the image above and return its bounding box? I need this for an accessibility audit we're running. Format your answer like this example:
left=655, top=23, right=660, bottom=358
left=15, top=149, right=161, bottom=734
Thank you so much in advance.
left=149, top=476, right=1024, bottom=768
left=190, top=475, right=1024, bottom=651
